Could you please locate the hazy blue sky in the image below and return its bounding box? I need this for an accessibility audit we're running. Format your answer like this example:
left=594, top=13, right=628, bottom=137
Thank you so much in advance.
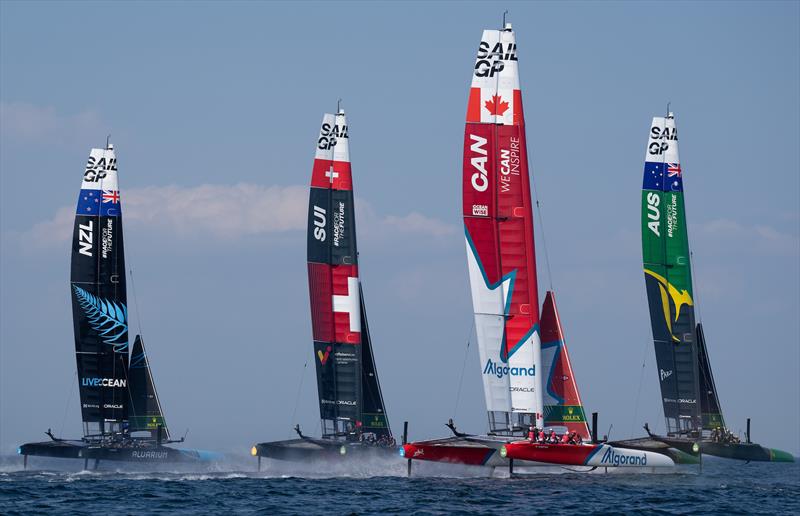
left=2, top=1, right=798, bottom=457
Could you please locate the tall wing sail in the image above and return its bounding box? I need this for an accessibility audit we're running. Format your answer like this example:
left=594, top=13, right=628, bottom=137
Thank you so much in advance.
left=71, top=145, right=129, bottom=429
left=358, top=285, right=392, bottom=438
left=540, top=291, right=591, bottom=440
left=696, top=323, right=725, bottom=430
left=127, top=335, right=169, bottom=439
left=641, top=113, right=702, bottom=434
left=308, top=111, right=363, bottom=436
left=463, top=24, right=543, bottom=432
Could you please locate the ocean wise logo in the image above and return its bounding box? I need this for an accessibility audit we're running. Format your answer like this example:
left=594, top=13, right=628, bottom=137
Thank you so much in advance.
left=644, top=269, right=693, bottom=342
left=72, top=285, right=128, bottom=351
left=317, top=345, right=332, bottom=365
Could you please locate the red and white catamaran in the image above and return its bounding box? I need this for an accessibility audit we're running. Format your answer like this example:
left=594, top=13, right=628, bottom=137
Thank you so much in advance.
left=401, top=20, right=674, bottom=473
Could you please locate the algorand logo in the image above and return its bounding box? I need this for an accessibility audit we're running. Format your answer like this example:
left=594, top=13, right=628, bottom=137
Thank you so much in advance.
left=600, top=447, right=647, bottom=466
left=660, top=369, right=673, bottom=381
left=81, top=377, right=127, bottom=388
left=483, top=359, right=534, bottom=380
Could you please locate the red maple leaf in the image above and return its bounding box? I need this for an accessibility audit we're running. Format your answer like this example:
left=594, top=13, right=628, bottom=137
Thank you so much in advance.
left=484, top=94, right=509, bottom=116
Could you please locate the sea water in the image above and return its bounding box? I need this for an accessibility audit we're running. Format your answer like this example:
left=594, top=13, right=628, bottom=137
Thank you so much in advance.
left=1, top=454, right=797, bottom=514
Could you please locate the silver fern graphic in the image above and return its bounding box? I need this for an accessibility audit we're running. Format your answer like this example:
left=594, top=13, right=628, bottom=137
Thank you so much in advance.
left=72, top=285, right=128, bottom=351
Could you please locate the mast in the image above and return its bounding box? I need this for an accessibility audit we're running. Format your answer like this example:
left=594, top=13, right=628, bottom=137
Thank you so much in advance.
left=462, top=21, right=543, bottom=434
left=71, top=143, right=129, bottom=437
left=640, top=112, right=702, bottom=435
left=307, top=109, right=363, bottom=438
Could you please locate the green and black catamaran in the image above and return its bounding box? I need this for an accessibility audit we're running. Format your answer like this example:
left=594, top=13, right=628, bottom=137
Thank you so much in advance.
left=638, top=111, right=793, bottom=462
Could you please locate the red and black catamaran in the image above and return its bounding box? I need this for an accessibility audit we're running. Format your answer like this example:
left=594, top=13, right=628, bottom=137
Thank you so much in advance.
left=252, top=109, right=394, bottom=467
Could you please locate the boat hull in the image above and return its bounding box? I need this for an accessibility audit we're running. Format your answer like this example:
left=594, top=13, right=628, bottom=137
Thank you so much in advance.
left=503, top=442, right=675, bottom=468
left=402, top=436, right=566, bottom=468
left=19, top=440, right=217, bottom=464
left=652, top=435, right=795, bottom=462
left=253, top=438, right=397, bottom=462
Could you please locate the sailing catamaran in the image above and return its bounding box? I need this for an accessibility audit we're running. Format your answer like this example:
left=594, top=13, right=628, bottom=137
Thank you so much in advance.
left=638, top=112, right=794, bottom=462
left=402, top=21, right=673, bottom=472
left=18, top=143, right=216, bottom=468
left=251, top=109, right=394, bottom=466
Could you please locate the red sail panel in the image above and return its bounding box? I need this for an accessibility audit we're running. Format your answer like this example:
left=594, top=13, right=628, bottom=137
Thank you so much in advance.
left=307, top=262, right=334, bottom=343
left=540, top=291, right=590, bottom=439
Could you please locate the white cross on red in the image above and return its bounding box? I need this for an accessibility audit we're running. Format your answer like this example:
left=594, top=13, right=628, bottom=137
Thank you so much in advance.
left=332, top=276, right=361, bottom=333
left=325, top=166, right=339, bottom=184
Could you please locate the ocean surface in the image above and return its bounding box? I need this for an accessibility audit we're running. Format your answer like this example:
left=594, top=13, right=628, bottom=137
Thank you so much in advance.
left=1, top=454, right=798, bottom=515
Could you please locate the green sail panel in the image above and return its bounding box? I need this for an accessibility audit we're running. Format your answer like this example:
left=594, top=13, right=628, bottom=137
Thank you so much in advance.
left=641, top=113, right=702, bottom=435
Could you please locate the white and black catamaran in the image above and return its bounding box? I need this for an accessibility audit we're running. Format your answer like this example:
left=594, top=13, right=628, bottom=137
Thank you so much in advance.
left=18, top=143, right=216, bottom=468
left=252, top=109, right=395, bottom=466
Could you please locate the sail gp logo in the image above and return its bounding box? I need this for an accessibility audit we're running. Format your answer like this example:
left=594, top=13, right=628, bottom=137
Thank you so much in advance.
left=483, top=359, right=534, bottom=380
left=317, top=345, right=332, bottom=365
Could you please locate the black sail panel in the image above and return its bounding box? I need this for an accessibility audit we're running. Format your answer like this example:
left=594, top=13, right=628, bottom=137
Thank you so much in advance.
left=71, top=146, right=129, bottom=427
left=127, top=335, right=169, bottom=439
left=696, top=324, right=725, bottom=430
left=359, top=286, right=391, bottom=438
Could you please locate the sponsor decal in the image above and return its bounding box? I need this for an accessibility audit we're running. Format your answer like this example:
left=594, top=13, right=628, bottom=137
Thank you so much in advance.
left=468, top=134, right=489, bottom=192
left=78, top=220, right=94, bottom=257
left=312, top=205, right=326, bottom=241
left=332, top=201, right=345, bottom=247
left=84, top=155, right=117, bottom=182
left=660, top=369, right=673, bottom=381
left=320, top=399, right=357, bottom=406
left=643, top=269, right=693, bottom=343
left=666, top=193, right=678, bottom=239
left=645, top=192, right=660, bottom=237
left=318, top=122, right=348, bottom=150
left=483, top=358, right=535, bottom=380
left=472, top=204, right=488, bottom=216
left=563, top=406, right=583, bottom=422
left=484, top=94, right=509, bottom=116
left=498, top=136, right=520, bottom=193
left=81, top=377, right=127, bottom=388
left=474, top=40, right=517, bottom=77
left=101, top=218, right=114, bottom=259
left=103, top=404, right=123, bottom=409
left=648, top=125, right=678, bottom=155
left=600, top=447, right=647, bottom=466
left=131, top=450, right=168, bottom=460
left=317, top=345, right=332, bottom=365
left=413, top=448, right=425, bottom=457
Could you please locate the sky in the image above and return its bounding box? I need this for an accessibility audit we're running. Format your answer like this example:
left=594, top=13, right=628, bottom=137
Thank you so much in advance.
left=1, top=1, right=798, bottom=457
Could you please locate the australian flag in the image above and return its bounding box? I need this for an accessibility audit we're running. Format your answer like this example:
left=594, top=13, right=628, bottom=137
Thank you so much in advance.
left=76, top=189, right=122, bottom=216
left=642, top=162, right=683, bottom=192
